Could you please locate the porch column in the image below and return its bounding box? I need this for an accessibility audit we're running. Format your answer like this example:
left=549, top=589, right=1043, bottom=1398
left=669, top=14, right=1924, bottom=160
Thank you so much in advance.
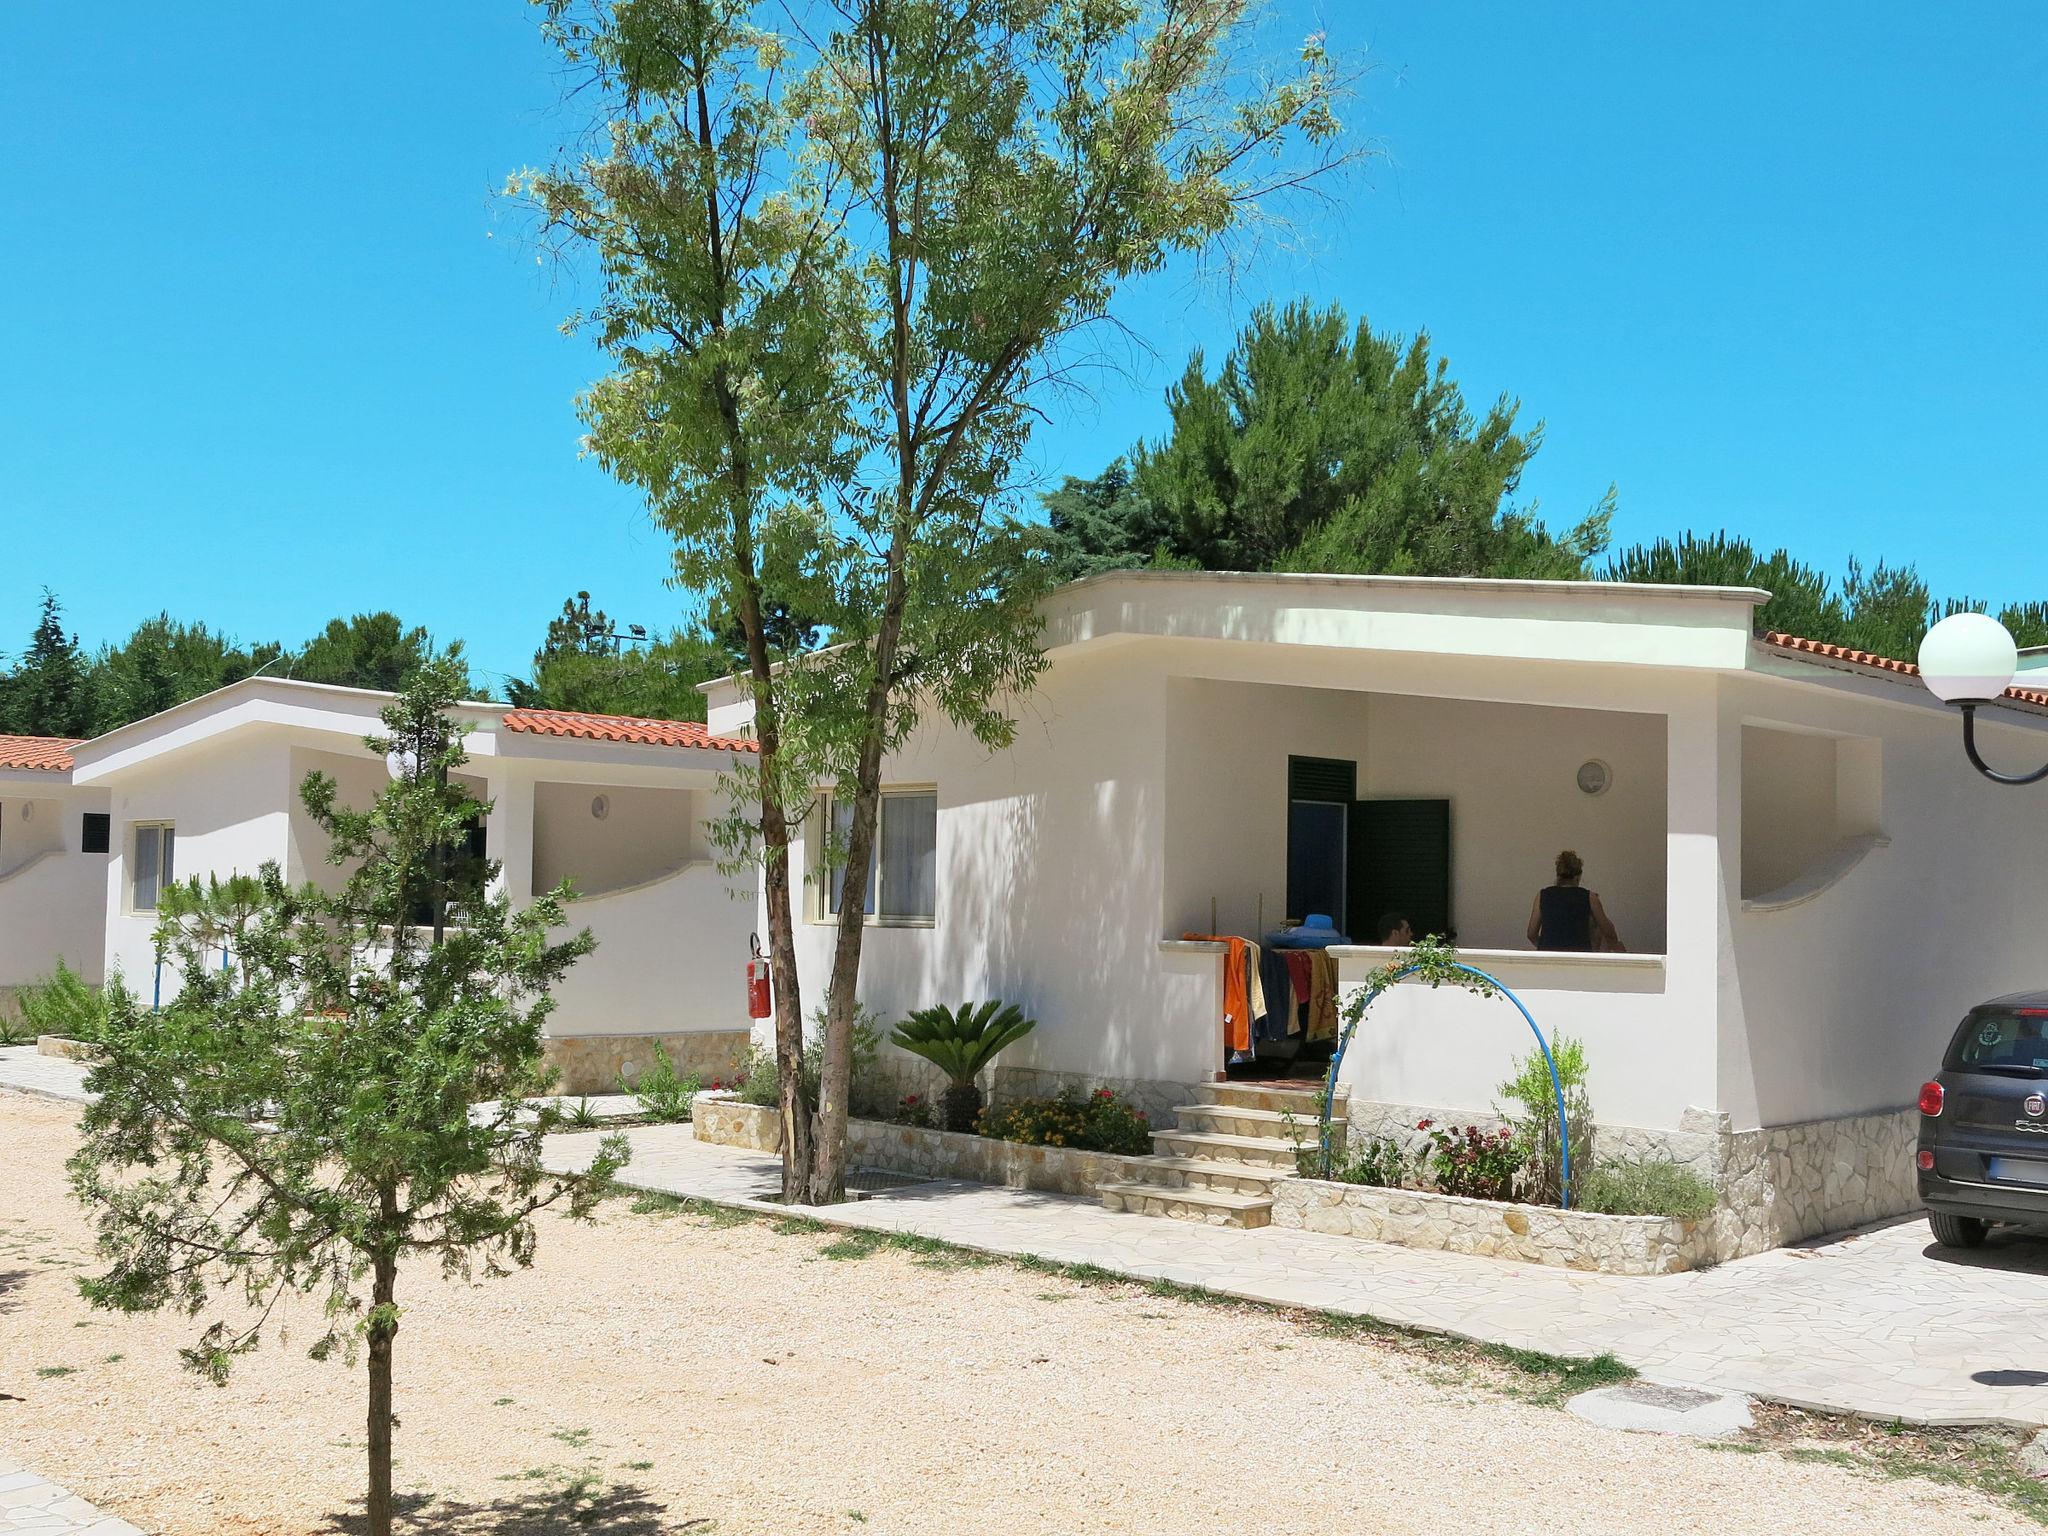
left=1663, top=675, right=1753, bottom=1128
left=485, top=769, right=535, bottom=909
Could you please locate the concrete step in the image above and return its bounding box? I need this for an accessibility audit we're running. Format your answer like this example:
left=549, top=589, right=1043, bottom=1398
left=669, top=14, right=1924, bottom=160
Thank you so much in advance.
left=1195, top=1081, right=1346, bottom=1116
left=1171, top=1102, right=1344, bottom=1144
left=1116, top=1155, right=1294, bottom=1196
left=1150, top=1129, right=1308, bottom=1170
left=1098, top=1180, right=1273, bottom=1229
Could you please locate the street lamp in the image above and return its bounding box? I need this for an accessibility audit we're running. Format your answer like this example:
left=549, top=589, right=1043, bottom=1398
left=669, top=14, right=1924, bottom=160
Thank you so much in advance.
left=1917, top=612, right=2047, bottom=786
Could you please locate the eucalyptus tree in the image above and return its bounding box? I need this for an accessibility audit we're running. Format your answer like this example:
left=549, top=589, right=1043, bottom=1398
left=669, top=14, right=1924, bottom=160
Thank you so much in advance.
left=68, top=664, right=624, bottom=1536
left=526, top=0, right=1349, bottom=1201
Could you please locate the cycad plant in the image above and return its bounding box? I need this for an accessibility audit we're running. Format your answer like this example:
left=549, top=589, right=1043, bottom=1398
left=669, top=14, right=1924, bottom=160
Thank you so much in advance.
left=890, top=1001, right=1036, bottom=1133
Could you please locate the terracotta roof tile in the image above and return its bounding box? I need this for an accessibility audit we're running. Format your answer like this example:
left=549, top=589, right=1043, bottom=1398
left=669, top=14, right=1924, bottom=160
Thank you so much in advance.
left=497, top=709, right=757, bottom=753
left=0, top=735, right=80, bottom=772
left=1761, top=631, right=2048, bottom=709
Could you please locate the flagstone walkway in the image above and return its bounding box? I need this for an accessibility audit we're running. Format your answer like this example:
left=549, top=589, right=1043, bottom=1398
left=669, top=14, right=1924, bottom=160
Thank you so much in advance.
left=0, top=1454, right=141, bottom=1536
left=11, top=1046, right=2047, bottom=1432
left=543, top=1121, right=2048, bottom=1431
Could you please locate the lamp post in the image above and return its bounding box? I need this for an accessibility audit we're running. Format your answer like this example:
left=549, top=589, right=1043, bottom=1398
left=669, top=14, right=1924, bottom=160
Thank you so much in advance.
left=1917, top=612, right=2048, bottom=786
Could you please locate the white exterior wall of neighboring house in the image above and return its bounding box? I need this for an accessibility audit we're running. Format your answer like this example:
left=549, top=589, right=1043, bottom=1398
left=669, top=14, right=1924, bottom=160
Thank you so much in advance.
left=61, top=680, right=758, bottom=1090
left=0, top=768, right=111, bottom=1006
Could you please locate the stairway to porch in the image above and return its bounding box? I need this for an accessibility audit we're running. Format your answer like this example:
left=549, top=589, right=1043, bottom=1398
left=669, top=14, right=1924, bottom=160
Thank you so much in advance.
left=1096, top=1082, right=1346, bottom=1230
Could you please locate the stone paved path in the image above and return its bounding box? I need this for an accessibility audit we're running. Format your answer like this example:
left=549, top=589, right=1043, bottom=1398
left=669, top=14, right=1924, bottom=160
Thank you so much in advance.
left=544, top=1122, right=2048, bottom=1431
left=0, top=1047, right=90, bottom=1103
left=0, top=1454, right=142, bottom=1536
left=13, top=1046, right=2047, bottom=1432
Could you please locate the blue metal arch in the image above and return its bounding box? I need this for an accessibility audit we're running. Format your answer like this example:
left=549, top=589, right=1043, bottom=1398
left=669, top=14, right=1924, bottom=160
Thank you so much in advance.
left=1317, top=962, right=1573, bottom=1209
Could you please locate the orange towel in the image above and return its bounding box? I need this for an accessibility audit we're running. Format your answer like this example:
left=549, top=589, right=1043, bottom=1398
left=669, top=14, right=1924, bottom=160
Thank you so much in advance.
left=1184, top=932, right=1253, bottom=1054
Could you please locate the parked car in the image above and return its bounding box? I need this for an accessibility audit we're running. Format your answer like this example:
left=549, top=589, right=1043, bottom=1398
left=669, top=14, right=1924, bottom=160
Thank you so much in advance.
left=1918, top=991, right=2048, bottom=1247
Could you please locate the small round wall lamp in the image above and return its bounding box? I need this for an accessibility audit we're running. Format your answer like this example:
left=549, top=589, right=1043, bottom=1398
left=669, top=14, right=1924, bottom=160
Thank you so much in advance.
left=20, top=802, right=33, bottom=822
left=1576, top=759, right=1612, bottom=797
left=590, top=794, right=610, bottom=821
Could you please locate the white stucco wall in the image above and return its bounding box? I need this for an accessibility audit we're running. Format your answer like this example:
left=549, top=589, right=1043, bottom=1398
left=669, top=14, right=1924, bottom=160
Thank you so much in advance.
left=778, top=644, right=1219, bottom=1089
left=103, top=735, right=295, bottom=1001
left=1727, top=673, right=2048, bottom=1128
left=1739, top=725, right=1842, bottom=899
left=0, top=780, right=111, bottom=992
left=533, top=781, right=700, bottom=898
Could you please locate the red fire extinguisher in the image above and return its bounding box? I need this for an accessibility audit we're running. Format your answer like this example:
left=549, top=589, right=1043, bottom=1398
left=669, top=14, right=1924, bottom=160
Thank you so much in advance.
left=746, top=933, right=772, bottom=1020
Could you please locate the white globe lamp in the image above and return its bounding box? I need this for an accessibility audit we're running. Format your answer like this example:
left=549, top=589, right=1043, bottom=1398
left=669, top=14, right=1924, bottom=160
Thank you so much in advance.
left=1917, top=612, right=2019, bottom=705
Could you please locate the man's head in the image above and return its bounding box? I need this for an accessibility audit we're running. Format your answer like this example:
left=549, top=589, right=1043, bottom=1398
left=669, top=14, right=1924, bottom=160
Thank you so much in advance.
left=1375, top=912, right=1414, bottom=946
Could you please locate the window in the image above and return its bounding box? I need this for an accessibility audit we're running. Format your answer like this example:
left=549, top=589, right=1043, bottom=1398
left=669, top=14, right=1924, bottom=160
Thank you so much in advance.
left=817, top=789, right=936, bottom=924
left=132, top=823, right=175, bottom=911
left=81, top=812, right=111, bottom=855
left=1286, top=756, right=1355, bottom=926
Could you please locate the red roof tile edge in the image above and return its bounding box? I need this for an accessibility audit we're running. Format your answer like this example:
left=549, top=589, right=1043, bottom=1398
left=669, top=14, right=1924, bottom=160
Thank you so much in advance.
left=497, top=708, right=758, bottom=753
left=0, top=735, right=81, bottom=772
left=1761, top=632, right=2048, bottom=709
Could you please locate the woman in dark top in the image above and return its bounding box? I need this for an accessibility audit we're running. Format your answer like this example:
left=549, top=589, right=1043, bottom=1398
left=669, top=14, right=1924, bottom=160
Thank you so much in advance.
left=1527, top=850, right=1624, bottom=952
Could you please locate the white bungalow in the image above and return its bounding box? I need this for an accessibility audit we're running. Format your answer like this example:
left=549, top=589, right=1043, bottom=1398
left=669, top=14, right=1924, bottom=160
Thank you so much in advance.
left=43, top=679, right=759, bottom=1092
left=707, top=571, right=2048, bottom=1249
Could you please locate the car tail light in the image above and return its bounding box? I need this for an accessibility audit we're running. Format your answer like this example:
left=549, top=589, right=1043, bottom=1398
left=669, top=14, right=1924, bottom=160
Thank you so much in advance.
left=1917, top=1149, right=1935, bottom=1171
left=1919, top=1081, right=1945, bottom=1117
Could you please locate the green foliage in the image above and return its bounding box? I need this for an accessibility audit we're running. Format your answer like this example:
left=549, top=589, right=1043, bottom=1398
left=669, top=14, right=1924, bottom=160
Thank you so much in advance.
left=66, top=662, right=624, bottom=1536
left=1576, top=1159, right=1717, bottom=1221
left=1108, top=301, right=1613, bottom=579
left=1607, top=532, right=1842, bottom=640
left=13, top=960, right=121, bottom=1043
left=891, top=1000, right=1037, bottom=1131
left=1302, top=1130, right=1413, bottom=1189
left=529, top=0, right=1348, bottom=1201
left=564, top=1097, right=602, bottom=1129
left=1416, top=1119, right=1526, bottom=1202
left=735, top=1011, right=882, bottom=1111
left=293, top=612, right=467, bottom=696
left=979, top=1087, right=1152, bottom=1156
left=889, top=1092, right=935, bottom=1129
left=87, top=615, right=283, bottom=735
left=889, top=1001, right=1037, bottom=1088
left=505, top=592, right=731, bottom=722
left=1496, top=1033, right=1594, bottom=1206
left=0, top=591, right=93, bottom=738
left=623, top=1042, right=701, bottom=1123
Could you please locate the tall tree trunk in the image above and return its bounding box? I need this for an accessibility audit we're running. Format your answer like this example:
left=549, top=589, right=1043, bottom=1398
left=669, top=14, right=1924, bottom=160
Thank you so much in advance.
left=680, top=8, right=814, bottom=1198
left=364, top=1213, right=398, bottom=1536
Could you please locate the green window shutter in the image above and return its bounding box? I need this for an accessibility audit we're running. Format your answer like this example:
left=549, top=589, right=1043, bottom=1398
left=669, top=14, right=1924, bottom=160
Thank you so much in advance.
left=1288, top=756, right=1356, bottom=804
left=1347, top=799, right=1452, bottom=943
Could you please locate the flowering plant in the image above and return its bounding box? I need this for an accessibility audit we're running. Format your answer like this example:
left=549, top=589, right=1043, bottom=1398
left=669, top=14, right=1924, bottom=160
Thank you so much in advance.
left=979, top=1087, right=1150, bottom=1154
left=1417, top=1118, right=1525, bottom=1202
left=891, top=1092, right=935, bottom=1129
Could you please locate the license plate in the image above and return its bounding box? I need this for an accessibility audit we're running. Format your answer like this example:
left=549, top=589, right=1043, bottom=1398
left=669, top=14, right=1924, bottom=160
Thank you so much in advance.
left=1985, top=1157, right=2048, bottom=1187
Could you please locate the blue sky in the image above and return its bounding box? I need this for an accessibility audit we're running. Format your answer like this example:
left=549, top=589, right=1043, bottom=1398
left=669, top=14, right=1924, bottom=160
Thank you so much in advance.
left=4, top=3, right=2044, bottom=692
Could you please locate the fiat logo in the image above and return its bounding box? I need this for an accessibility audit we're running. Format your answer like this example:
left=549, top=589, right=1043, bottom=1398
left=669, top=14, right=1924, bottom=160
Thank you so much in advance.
left=2027, top=1095, right=2047, bottom=1118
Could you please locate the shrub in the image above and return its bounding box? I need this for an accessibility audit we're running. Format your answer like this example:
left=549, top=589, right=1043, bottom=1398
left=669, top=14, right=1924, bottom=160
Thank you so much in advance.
left=15, top=961, right=120, bottom=1044
left=890, top=1000, right=1037, bottom=1132
left=622, top=1043, right=700, bottom=1123
left=1497, top=1034, right=1594, bottom=1205
left=736, top=1009, right=883, bottom=1112
left=1309, top=1133, right=1413, bottom=1188
left=1577, top=1159, right=1718, bottom=1221
left=980, top=1087, right=1150, bottom=1154
left=890, top=1093, right=935, bottom=1128
left=1418, top=1119, right=1525, bottom=1202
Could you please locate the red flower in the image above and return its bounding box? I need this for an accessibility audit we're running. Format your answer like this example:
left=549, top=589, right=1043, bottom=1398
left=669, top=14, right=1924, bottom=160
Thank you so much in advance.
left=1416, top=1118, right=1434, bottom=1131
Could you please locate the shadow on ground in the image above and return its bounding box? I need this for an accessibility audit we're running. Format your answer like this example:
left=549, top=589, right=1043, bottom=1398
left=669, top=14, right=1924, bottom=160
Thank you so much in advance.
left=322, top=1482, right=712, bottom=1535
left=1920, top=1227, right=2048, bottom=1275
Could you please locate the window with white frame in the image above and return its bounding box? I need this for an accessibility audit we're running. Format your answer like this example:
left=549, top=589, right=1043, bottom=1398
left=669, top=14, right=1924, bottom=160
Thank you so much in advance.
left=132, top=823, right=176, bottom=911
left=816, top=788, right=936, bottom=924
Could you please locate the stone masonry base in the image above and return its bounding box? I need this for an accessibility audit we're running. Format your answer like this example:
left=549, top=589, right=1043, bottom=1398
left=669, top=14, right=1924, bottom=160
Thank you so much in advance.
left=1342, top=1096, right=1918, bottom=1261
left=543, top=1030, right=753, bottom=1098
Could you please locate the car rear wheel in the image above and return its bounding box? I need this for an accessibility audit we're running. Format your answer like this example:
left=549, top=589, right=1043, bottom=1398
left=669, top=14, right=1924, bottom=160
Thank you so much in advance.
left=1929, top=1210, right=1989, bottom=1248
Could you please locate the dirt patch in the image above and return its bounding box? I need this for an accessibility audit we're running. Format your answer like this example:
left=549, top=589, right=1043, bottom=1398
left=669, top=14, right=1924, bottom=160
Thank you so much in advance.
left=0, top=1095, right=2034, bottom=1534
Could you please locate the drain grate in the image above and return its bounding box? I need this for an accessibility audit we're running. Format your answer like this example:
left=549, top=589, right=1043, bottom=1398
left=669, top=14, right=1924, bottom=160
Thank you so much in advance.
left=746, top=1167, right=935, bottom=1203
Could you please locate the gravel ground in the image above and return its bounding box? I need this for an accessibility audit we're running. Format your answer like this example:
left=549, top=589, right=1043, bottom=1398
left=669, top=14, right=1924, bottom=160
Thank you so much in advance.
left=0, top=1095, right=2031, bottom=1535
